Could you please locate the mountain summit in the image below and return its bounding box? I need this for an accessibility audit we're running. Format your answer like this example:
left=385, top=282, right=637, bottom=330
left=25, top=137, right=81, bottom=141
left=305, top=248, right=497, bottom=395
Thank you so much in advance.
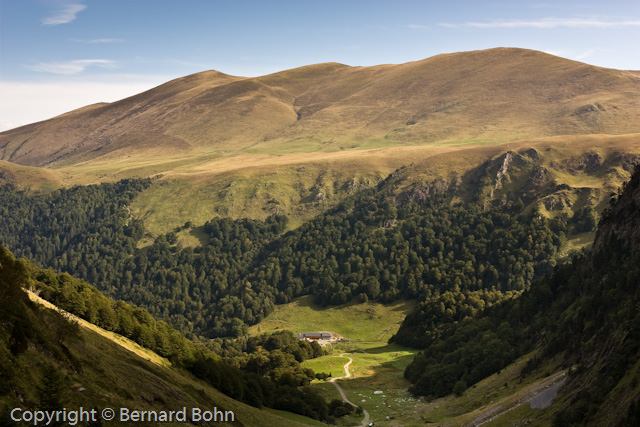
left=2, top=48, right=639, bottom=167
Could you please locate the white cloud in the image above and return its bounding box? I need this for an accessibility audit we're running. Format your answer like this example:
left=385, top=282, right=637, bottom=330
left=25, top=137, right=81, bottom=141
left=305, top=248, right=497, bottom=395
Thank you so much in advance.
left=0, top=78, right=168, bottom=132
left=27, top=59, right=117, bottom=75
left=71, top=38, right=125, bottom=44
left=575, top=49, right=596, bottom=60
left=405, top=24, right=428, bottom=30
left=42, top=3, right=86, bottom=26
left=439, top=18, right=640, bottom=29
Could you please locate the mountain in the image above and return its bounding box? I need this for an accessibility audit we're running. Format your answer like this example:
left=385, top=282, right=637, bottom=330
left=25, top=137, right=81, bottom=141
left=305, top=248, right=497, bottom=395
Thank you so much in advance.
left=399, top=164, right=640, bottom=425
left=3, top=47, right=640, bottom=425
left=2, top=48, right=639, bottom=237
left=1, top=48, right=639, bottom=168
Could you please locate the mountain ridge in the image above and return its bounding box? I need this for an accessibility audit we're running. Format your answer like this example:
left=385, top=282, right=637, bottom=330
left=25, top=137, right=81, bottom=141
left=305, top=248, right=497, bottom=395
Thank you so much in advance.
left=2, top=47, right=639, bottom=168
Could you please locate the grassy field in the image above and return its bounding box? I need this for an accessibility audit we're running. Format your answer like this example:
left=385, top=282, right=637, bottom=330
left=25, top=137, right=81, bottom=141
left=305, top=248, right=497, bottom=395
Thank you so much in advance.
left=250, top=295, right=427, bottom=425
left=248, top=294, right=416, bottom=343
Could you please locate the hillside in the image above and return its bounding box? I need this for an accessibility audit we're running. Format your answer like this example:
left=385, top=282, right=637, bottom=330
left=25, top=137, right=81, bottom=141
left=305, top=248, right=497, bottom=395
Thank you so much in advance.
left=1, top=48, right=639, bottom=169
left=2, top=46, right=640, bottom=426
left=398, top=164, right=640, bottom=425
left=0, top=246, right=319, bottom=427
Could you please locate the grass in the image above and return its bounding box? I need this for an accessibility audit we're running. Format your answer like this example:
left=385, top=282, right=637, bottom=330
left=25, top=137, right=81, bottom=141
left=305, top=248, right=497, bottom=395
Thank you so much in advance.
left=0, top=160, right=64, bottom=192
left=28, top=291, right=171, bottom=367
left=251, top=294, right=573, bottom=426
left=9, top=133, right=639, bottom=242
left=559, top=231, right=595, bottom=259
left=249, top=295, right=416, bottom=343
left=251, top=296, right=427, bottom=425
left=419, top=354, right=566, bottom=427
left=302, top=355, right=353, bottom=378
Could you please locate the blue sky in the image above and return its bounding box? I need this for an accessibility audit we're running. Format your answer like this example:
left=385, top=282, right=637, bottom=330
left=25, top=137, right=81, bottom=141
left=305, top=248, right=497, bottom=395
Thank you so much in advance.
left=1, top=0, right=639, bottom=131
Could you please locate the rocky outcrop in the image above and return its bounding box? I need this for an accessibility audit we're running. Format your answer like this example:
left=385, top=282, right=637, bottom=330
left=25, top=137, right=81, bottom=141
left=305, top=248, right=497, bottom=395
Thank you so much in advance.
left=592, top=164, right=640, bottom=253
left=403, top=177, right=452, bottom=202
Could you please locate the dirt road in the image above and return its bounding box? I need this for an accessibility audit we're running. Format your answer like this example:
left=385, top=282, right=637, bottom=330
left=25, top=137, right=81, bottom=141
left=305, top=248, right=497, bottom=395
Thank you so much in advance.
left=466, top=371, right=567, bottom=426
left=330, top=354, right=371, bottom=427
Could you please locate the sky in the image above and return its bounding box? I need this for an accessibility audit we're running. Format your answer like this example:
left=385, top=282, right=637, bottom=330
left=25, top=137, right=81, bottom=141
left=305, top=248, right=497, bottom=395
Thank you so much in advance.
left=1, top=0, right=639, bottom=131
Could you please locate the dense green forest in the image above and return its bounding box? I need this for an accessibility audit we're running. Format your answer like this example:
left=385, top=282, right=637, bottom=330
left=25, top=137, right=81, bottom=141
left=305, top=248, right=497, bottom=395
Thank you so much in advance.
left=0, top=244, right=353, bottom=422
left=0, top=169, right=566, bottom=338
left=402, top=164, right=640, bottom=426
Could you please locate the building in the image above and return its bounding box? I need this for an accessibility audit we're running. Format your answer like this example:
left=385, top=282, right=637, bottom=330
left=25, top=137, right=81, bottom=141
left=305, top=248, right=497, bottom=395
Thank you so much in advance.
left=294, top=332, right=332, bottom=341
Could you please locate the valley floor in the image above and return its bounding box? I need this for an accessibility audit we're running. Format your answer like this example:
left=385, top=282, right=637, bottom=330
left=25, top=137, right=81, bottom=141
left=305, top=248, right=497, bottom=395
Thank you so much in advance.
left=255, top=295, right=566, bottom=426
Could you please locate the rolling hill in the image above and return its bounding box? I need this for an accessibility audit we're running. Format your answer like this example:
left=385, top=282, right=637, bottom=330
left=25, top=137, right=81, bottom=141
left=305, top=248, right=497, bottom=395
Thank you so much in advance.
left=1, top=48, right=639, bottom=169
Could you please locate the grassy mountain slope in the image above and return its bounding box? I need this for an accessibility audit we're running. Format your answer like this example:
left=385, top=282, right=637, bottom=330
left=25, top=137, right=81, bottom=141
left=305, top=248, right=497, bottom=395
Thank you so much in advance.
left=57, top=133, right=640, bottom=237
left=1, top=48, right=639, bottom=170
left=1, top=48, right=639, bottom=237
left=0, top=160, right=63, bottom=192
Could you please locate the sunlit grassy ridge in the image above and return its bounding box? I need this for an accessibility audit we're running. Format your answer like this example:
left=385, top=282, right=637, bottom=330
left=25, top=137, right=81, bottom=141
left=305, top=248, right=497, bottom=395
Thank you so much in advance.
left=0, top=160, right=63, bottom=192
left=3, top=48, right=640, bottom=170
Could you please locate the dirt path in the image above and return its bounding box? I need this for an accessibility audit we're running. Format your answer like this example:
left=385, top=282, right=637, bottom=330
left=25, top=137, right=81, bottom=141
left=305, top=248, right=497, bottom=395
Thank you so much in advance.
left=330, top=354, right=371, bottom=427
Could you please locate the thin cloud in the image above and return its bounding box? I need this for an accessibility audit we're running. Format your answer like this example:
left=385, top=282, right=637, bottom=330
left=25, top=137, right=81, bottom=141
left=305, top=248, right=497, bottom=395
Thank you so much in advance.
left=439, top=18, right=640, bottom=29
left=404, top=24, right=428, bottom=30
left=71, top=38, right=125, bottom=44
left=42, top=3, right=86, bottom=26
left=575, top=49, right=596, bottom=60
left=27, top=59, right=117, bottom=75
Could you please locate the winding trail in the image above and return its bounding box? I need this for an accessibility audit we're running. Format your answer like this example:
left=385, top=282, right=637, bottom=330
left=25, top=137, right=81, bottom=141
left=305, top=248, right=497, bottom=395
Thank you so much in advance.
left=330, top=353, right=371, bottom=427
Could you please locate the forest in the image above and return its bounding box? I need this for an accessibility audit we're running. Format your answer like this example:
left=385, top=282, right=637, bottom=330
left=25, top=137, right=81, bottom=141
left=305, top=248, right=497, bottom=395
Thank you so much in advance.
left=3, top=159, right=637, bottom=425
left=0, top=172, right=566, bottom=339
left=0, top=244, right=357, bottom=422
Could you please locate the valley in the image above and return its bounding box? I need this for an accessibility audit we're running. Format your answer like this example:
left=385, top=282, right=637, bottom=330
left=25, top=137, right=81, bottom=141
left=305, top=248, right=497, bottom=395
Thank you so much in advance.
left=246, top=294, right=571, bottom=426
left=2, top=47, right=640, bottom=426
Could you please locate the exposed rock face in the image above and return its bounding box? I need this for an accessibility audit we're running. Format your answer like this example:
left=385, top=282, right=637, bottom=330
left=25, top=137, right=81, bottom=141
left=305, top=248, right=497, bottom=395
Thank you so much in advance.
left=521, top=166, right=552, bottom=204
left=572, top=103, right=606, bottom=116
left=494, top=152, right=514, bottom=190
left=312, top=191, right=326, bottom=203
left=582, top=153, right=604, bottom=173
left=592, top=165, right=640, bottom=254
left=562, top=152, right=604, bottom=173
left=404, top=177, right=451, bottom=202
left=609, top=153, right=640, bottom=173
